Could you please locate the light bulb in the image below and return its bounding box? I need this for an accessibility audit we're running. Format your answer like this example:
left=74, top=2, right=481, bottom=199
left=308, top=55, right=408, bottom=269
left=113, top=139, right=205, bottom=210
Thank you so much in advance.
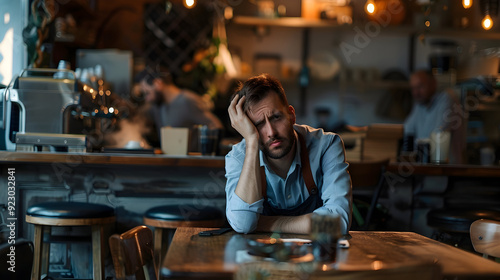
left=365, top=0, right=376, bottom=15
left=183, top=0, right=196, bottom=9
left=462, top=0, right=472, bottom=9
left=482, top=14, right=493, bottom=30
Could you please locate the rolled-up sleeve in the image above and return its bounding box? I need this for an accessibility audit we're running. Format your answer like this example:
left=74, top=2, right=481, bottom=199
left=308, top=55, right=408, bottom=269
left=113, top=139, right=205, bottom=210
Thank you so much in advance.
left=225, top=146, right=263, bottom=233
left=313, top=135, right=352, bottom=235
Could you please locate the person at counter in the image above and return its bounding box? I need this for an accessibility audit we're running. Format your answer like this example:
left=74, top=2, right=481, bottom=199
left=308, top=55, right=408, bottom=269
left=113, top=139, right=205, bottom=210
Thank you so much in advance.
left=137, top=69, right=224, bottom=147
left=404, top=70, right=466, bottom=164
left=225, top=74, right=352, bottom=234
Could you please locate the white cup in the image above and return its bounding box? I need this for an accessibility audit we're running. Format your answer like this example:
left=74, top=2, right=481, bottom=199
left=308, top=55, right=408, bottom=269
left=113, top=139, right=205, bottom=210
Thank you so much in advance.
left=430, top=130, right=451, bottom=164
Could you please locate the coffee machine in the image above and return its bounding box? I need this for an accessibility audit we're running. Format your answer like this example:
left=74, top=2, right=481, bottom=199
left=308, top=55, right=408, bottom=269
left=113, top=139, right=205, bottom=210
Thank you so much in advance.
left=0, top=68, right=85, bottom=151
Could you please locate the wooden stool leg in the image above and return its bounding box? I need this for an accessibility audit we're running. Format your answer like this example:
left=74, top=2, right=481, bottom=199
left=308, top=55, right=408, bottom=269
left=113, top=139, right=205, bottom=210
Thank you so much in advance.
left=91, top=224, right=105, bottom=280
left=41, top=226, right=50, bottom=276
left=153, top=228, right=163, bottom=280
left=31, top=225, right=44, bottom=280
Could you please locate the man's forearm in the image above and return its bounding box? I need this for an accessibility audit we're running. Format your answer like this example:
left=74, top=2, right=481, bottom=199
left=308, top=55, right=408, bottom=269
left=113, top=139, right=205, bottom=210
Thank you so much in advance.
left=234, top=138, right=262, bottom=204
left=256, top=214, right=312, bottom=234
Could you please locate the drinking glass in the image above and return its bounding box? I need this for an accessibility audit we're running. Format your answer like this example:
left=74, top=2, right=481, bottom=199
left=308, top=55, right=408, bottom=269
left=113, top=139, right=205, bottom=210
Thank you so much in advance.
left=310, top=212, right=341, bottom=262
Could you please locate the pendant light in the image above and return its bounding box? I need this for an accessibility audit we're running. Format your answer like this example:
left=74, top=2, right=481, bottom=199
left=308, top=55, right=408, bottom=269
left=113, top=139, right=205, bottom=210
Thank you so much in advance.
left=482, top=14, right=493, bottom=29
left=365, top=0, right=376, bottom=15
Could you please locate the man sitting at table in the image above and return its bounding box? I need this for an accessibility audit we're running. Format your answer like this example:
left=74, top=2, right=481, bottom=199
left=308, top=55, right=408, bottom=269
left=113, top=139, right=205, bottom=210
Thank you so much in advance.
left=225, top=74, right=352, bottom=234
left=404, top=70, right=466, bottom=164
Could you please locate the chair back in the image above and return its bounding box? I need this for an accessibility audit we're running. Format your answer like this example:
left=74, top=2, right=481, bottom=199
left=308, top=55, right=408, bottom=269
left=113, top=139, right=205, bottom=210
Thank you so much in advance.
left=470, top=219, right=500, bottom=259
left=348, top=158, right=390, bottom=230
left=348, top=158, right=390, bottom=188
left=109, top=225, right=156, bottom=280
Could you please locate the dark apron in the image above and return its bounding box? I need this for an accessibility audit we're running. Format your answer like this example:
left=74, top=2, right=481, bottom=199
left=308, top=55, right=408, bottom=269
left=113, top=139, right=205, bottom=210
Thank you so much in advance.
left=261, top=133, right=323, bottom=216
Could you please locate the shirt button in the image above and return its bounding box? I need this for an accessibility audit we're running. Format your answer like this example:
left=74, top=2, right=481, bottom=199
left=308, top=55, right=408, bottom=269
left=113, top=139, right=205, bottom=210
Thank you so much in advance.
left=287, top=194, right=291, bottom=199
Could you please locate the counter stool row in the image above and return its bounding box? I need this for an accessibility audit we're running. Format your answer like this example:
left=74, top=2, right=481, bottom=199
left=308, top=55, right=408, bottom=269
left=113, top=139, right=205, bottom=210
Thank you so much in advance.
left=25, top=201, right=225, bottom=280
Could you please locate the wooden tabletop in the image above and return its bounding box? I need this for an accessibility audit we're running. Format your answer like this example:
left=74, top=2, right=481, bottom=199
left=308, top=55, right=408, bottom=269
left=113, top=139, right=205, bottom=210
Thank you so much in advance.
left=161, top=227, right=500, bottom=280
left=0, top=151, right=225, bottom=168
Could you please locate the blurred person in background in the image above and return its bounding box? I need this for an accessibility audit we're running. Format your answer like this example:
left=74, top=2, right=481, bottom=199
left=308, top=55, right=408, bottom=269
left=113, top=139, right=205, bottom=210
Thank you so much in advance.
left=404, top=70, right=466, bottom=164
left=136, top=69, right=224, bottom=148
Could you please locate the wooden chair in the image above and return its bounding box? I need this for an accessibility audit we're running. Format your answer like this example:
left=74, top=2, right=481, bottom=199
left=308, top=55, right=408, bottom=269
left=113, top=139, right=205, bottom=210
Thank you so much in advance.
left=109, top=225, right=156, bottom=280
left=348, top=158, right=390, bottom=230
left=470, top=219, right=500, bottom=259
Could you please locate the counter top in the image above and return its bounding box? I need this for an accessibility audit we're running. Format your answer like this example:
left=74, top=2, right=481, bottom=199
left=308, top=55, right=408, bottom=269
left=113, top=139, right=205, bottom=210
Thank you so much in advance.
left=387, top=162, right=500, bottom=178
left=0, top=151, right=226, bottom=168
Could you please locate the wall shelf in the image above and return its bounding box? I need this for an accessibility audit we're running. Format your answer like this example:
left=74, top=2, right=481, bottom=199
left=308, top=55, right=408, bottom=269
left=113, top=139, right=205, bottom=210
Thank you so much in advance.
left=232, top=16, right=500, bottom=40
left=232, top=16, right=343, bottom=28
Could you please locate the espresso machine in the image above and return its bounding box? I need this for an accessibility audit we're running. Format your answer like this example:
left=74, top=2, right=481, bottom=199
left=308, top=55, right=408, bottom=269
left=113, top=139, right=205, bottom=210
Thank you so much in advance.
left=0, top=68, right=124, bottom=152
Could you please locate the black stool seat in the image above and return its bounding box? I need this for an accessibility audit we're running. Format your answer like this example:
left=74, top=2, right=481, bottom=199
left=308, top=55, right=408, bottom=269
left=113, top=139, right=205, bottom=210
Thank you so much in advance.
left=427, top=208, right=500, bottom=233
left=27, top=202, right=115, bottom=219
left=144, top=204, right=223, bottom=221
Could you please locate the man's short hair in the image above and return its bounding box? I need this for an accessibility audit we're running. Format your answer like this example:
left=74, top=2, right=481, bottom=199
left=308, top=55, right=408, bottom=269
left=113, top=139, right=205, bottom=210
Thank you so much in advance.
left=135, top=68, right=172, bottom=85
left=234, top=73, right=289, bottom=113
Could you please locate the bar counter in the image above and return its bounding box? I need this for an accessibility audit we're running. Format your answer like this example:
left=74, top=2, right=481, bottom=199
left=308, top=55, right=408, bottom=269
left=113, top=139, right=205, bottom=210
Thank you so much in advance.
left=0, top=151, right=228, bottom=240
left=0, top=151, right=226, bottom=168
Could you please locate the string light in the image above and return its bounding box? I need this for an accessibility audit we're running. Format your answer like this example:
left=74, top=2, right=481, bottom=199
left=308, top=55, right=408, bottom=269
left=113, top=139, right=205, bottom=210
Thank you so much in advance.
left=463, top=0, right=473, bottom=9
left=365, top=0, right=376, bottom=15
left=482, top=14, right=493, bottom=29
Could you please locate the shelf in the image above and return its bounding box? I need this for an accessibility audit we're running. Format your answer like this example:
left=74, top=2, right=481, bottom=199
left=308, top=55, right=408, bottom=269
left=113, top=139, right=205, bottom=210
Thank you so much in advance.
left=232, top=16, right=500, bottom=40
left=232, top=16, right=343, bottom=28
left=339, top=80, right=410, bottom=90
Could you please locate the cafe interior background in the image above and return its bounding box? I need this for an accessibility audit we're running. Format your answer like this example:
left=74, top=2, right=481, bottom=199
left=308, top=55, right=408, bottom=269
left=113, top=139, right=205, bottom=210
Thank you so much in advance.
left=1, top=0, right=500, bottom=278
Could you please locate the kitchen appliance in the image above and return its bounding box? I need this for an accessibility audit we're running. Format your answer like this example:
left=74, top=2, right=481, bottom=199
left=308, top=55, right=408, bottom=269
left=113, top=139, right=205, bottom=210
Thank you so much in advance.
left=0, top=68, right=81, bottom=151
left=15, top=132, right=86, bottom=153
left=0, top=88, right=25, bottom=150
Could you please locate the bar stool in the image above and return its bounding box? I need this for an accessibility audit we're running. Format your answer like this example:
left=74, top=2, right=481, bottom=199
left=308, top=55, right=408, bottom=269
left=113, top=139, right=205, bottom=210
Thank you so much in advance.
left=143, top=204, right=226, bottom=276
left=26, top=201, right=115, bottom=280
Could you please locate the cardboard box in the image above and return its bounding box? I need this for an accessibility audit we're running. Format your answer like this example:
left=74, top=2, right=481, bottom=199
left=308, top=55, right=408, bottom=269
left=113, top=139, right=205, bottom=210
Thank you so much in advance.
left=161, top=127, right=189, bottom=155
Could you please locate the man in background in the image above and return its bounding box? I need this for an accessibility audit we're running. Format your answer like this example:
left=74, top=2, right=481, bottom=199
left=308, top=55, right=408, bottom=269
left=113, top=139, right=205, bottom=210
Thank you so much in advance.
left=137, top=69, right=223, bottom=148
left=404, top=70, right=466, bottom=164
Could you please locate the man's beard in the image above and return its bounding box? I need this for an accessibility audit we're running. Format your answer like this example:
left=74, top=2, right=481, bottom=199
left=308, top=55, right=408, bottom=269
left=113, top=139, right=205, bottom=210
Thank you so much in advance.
left=153, top=90, right=164, bottom=104
left=261, top=127, right=296, bottom=160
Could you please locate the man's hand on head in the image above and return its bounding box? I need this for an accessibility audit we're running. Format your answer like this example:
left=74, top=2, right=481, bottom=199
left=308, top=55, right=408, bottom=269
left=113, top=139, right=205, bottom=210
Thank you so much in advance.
left=228, top=95, right=259, bottom=145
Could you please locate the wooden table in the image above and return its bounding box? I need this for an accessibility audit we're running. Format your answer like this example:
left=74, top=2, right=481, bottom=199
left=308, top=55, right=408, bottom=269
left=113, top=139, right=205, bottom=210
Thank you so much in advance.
left=161, top=227, right=500, bottom=279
